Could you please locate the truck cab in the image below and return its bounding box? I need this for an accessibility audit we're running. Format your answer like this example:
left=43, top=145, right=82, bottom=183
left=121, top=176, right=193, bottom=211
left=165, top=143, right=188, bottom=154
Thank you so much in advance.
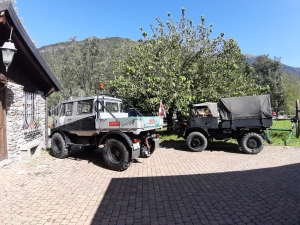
left=49, top=93, right=163, bottom=171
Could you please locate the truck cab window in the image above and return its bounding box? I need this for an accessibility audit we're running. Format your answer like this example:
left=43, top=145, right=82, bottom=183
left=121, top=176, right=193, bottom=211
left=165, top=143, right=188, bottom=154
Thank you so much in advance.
left=77, top=100, right=93, bottom=114
left=61, top=103, right=73, bottom=116
left=106, top=102, right=119, bottom=113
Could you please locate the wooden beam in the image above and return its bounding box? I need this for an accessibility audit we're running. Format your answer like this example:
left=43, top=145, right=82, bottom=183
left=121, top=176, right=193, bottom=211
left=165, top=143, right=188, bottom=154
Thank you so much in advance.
left=0, top=73, right=8, bottom=85
left=0, top=16, right=6, bottom=24
left=46, top=87, right=55, bottom=96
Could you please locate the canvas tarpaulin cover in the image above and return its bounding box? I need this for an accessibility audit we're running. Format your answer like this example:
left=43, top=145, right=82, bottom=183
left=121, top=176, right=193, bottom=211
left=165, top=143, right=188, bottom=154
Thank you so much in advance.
left=219, top=95, right=272, bottom=120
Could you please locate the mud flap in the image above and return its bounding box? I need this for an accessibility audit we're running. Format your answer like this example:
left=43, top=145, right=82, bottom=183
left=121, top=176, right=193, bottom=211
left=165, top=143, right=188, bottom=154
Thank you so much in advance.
left=132, top=142, right=140, bottom=159
left=152, top=138, right=160, bottom=151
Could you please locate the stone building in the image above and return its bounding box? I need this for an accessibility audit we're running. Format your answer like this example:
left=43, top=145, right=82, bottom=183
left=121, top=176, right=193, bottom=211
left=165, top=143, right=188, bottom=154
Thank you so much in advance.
left=0, top=1, right=61, bottom=166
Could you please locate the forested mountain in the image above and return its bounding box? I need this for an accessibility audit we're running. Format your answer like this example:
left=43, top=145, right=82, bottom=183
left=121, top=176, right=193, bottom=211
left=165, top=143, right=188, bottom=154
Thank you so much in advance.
left=39, top=39, right=300, bottom=82
left=39, top=37, right=135, bottom=82
left=39, top=37, right=135, bottom=107
left=245, top=54, right=300, bottom=76
left=39, top=36, right=299, bottom=116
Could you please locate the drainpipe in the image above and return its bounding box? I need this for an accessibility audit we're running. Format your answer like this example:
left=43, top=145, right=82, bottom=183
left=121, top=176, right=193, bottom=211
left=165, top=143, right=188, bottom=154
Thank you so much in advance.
left=45, top=96, right=49, bottom=149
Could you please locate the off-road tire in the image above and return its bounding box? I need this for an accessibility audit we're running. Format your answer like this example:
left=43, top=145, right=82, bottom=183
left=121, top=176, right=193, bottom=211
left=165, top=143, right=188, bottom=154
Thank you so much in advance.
left=186, top=132, right=208, bottom=152
left=149, top=139, right=156, bottom=155
left=241, top=132, right=264, bottom=154
left=51, top=133, right=70, bottom=158
left=103, top=139, right=129, bottom=171
left=237, top=136, right=242, bottom=145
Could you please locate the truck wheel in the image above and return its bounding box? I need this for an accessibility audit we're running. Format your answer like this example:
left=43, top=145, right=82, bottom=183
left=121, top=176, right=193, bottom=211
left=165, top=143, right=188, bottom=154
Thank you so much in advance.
left=237, top=137, right=242, bottom=145
left=103, top=139, right=129, bottom=171
left=51, top=133, right=70, bottom=158
left=150, top=140, right=156, bottom=154
left=186, top=132, right=208, bottom=152
left=241, top=132, right=264, bottom=154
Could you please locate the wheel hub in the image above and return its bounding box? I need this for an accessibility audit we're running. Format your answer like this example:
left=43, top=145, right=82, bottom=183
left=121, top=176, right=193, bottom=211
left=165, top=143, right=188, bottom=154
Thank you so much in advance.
left=192, top=138, right=201, bottom=147
left=248, top=139, right=258, bottom=148
left=110, top=146, right=122, bottom=162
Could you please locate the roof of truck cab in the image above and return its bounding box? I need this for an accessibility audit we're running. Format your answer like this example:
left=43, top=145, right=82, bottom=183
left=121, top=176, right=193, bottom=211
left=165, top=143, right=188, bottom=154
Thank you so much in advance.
left=193, top=102, right=217, bottom=107
left=60, top=95, right=123, bottom=104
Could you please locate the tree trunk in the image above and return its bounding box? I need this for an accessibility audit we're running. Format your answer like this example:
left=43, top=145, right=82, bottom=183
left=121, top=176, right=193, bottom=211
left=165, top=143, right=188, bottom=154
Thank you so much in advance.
left=167, top=108, right=174, bottom=133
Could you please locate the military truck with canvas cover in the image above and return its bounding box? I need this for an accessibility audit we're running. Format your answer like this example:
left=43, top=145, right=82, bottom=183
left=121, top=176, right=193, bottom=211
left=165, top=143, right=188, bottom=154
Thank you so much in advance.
left=49, top=94, right=163, bottom=171
left=178, top=95, right=273, bottom=154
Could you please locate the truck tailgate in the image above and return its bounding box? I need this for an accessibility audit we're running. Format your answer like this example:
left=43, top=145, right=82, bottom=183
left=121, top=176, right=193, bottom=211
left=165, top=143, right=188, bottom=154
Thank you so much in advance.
left=95, top=116, right=163, bottom=133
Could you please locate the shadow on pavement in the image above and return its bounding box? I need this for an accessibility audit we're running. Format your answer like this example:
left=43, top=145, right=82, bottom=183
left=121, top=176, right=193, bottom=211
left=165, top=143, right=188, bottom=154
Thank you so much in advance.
left=47, top=147, right=109, bottom=169
left=91, top=163, right=300, bottom=224
left=160, top=140, right=241, bottom=154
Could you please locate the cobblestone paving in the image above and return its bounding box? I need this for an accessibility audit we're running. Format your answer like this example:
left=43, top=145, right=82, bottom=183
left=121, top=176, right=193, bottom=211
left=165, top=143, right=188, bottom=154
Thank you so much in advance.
left=0, top=142, right=300, bottom=225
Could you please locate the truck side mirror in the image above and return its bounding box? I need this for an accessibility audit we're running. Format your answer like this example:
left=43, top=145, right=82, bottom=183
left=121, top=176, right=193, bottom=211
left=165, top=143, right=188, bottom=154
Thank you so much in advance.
left=48, top=109, right=52, bottom=117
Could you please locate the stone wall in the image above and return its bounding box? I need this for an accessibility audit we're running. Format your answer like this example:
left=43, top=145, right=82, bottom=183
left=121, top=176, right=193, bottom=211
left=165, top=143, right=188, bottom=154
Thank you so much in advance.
left=6, top=82, right=46, bottom=162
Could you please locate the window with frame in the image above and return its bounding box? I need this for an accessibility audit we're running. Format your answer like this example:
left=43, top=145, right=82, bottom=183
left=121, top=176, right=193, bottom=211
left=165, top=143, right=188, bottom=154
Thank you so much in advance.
left=23, top=92, right=42, bottom=131
left=105, top=102, right=119, bottom=112
left=60, top=103, right=73, bottom=116
left=77, top=100, right=93, bottom=115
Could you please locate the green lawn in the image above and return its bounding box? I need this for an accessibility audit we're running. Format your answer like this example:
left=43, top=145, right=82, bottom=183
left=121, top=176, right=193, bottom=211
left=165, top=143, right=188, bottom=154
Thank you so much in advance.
left=267, top=119, right=300, bottom=146
left=158, top=119, right=300, bottom=147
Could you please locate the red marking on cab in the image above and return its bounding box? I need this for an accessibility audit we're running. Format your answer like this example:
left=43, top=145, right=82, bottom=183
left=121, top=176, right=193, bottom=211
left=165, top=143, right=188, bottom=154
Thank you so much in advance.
left=109, top=121, right=120, bottom=126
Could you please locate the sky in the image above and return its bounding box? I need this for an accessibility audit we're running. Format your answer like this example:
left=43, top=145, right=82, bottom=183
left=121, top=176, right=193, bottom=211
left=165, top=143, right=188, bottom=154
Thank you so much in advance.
left=15, top=0, right=300, bottom=67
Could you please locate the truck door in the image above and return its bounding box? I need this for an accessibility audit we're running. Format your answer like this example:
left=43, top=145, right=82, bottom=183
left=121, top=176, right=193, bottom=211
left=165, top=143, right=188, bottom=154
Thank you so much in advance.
left=56, top=102, right=74, bottom=131
left=73, top=99, right=95, bottom=130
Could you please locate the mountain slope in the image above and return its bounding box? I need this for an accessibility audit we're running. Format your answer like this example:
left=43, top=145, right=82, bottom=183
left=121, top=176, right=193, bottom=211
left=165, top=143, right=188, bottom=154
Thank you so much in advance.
left=245, top=54, right=300, bottom=76
left=38, top=39, right=300, bottom=79
left=38, top=37, right=135, bottom=82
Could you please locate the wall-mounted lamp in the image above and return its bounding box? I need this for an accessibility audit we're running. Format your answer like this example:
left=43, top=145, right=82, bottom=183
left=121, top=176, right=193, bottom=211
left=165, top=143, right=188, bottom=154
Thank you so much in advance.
left=1, top=27, right=17, bottom=72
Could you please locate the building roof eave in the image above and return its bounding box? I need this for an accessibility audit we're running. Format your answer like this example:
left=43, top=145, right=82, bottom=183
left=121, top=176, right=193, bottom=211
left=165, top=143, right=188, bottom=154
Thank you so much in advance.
left=0, top=1, right=62, bottom=93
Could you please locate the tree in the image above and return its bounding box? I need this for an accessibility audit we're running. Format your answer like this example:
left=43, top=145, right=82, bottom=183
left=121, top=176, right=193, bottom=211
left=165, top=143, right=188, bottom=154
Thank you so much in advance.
left=110, top=8, right=266, bottom=130
left=252, top=55, right=284, bottom=113
left=282, top=74, right=300, bottom=115
left=43, top=37, right=135, bottom=109
left=59, top=37, right=105, bottom=98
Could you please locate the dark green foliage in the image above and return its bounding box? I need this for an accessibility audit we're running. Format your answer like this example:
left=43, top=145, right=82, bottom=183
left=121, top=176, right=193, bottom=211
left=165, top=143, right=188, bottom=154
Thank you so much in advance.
left=110, top=9, right=266, bottom=129
left=282, top=74, right=300, bottom=115
left=245, top=54, right=300, bottom=77
left=39, top=37, right=135, bottom=108
left=252, top=55, right=284, bottom=112
left=39, top=11, right=299, bottom=120
left=248, top=55, right=300, bottom=114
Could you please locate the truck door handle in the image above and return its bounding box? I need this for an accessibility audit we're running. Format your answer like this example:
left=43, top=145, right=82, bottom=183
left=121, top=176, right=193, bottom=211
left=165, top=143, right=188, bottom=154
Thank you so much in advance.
left=67, top=119, right=72, bottom=121
left=87, top=117, right=93, bottom=120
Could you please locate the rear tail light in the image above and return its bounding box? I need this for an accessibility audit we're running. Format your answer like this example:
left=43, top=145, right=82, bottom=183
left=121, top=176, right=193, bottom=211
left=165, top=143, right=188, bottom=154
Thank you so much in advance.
left=156, top=134, right=160, bottom=138
left=133, top=138, right=139, bottom=143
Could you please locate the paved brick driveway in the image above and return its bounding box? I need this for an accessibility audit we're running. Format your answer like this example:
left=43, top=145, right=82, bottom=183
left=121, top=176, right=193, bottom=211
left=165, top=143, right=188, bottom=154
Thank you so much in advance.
left=0, top=141, right=300, bottom=225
